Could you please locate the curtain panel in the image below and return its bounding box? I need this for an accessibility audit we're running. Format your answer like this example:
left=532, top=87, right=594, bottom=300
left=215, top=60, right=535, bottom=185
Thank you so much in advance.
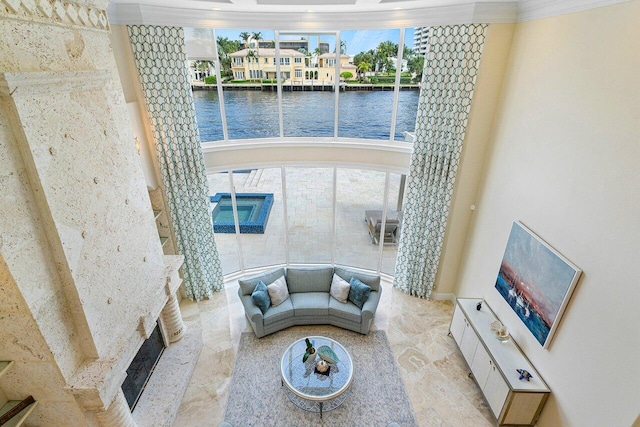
left=128, top=25, right=223, bottom=300
left=394, top=24, right=487, bottom=299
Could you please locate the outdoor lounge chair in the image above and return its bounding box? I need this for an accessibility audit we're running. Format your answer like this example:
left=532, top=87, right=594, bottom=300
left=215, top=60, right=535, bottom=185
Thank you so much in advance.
left=365, top=210, right=402, bottom=245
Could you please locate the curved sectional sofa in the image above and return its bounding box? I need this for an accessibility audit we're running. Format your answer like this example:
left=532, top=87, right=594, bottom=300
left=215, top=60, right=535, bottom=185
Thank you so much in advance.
left=238, top=265, right=382, bottom=338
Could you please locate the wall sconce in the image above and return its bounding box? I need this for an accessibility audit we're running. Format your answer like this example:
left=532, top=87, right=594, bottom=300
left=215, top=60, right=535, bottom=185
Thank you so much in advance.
left=134, top=136, right=141, bottom=155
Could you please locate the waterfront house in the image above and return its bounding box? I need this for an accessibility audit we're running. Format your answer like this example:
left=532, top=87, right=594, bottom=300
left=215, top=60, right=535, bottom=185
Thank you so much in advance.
left=317, top=53, right=358, bottom=82
left=229, top=48, right=306, bottom=82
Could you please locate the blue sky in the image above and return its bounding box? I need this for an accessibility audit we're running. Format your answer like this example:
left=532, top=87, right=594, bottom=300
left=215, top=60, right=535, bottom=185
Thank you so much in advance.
left=209, top=28, right=415, bottom=55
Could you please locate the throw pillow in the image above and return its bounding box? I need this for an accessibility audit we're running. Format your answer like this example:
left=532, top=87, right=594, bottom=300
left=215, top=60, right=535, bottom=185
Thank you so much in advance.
left=330, top=274, right=351, bottom=303
left=251, top=281, right=271, bottom=314
left=267, top=275, right=290, bottom=307
left=348, top=277, right=371, bottom=309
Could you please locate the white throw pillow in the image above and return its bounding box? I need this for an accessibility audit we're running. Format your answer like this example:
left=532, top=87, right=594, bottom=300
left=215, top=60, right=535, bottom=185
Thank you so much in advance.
left=330, top=274, right=351, bottom=303
left=267, top=276, right=290, bottom=307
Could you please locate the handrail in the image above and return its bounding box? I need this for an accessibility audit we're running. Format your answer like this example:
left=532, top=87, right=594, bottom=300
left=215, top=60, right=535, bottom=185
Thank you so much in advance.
left=0, top=396, right=35, bottom=425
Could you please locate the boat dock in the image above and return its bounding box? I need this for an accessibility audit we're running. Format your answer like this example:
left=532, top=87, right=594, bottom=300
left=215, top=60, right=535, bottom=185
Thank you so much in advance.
left=192, top=83, right=419, bottom=92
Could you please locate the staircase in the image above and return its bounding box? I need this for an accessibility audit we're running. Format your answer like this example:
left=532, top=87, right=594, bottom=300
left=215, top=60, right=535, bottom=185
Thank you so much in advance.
left=242, top=169, right=263, bottom=188
left=0, top=361, right=38, bottom=427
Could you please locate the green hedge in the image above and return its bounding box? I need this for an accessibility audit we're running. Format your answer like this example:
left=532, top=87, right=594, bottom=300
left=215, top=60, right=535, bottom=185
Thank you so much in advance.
left=373, top=76, right=412, bottom=84
left=204, top=75, right=216, bottom=85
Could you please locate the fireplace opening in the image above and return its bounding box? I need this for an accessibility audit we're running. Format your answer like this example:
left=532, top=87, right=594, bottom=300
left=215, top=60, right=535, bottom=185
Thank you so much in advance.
left=122, top=323, right=166, bottom=410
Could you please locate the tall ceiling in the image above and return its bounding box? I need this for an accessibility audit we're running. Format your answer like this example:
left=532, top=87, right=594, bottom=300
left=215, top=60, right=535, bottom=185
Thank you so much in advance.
left=107, top=0, right=625, bottom=28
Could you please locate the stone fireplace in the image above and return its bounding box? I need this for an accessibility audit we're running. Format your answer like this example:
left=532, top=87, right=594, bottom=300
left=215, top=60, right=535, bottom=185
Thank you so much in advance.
left=0, top=2, right=202, bottom=426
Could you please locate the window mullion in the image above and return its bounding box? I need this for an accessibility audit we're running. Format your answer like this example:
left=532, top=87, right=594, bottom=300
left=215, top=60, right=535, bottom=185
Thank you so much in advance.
left=228, top=171, right=245, bottom=272
left=389, top=28, right=405, bottom=142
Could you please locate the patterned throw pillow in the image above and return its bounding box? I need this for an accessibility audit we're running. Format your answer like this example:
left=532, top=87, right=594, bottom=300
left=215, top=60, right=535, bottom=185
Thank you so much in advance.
left=251, top=281, right=271, bottom=314
left=267, top=275, right=290, bottom=307
left=330, top=274, right=351, bottom=303
left=348, top=277, right=371, bottom=309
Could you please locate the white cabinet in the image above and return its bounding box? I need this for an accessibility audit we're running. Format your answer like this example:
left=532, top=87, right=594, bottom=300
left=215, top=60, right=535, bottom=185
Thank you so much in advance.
left=449, top=299, right=550, bottom=426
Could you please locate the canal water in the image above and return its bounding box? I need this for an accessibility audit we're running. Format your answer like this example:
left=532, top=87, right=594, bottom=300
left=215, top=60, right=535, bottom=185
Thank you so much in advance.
left=193, top=89, right=420, bottom=142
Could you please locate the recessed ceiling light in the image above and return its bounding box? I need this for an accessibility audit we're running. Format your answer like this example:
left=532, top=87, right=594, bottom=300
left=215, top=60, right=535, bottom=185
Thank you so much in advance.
left=211, top=6, right=221, bottom=10
left=393, top=6, right=402, bottom=10
left=306, top=9, right=315, bottom=13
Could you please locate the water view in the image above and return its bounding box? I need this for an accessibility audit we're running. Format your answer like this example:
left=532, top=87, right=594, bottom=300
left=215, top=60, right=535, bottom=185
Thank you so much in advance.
left=193, top=89, right=420, bottom=142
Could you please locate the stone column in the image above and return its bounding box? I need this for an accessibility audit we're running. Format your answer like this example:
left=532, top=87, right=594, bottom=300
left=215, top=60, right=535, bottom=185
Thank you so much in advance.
left=94, top=390, right=137, bottom=427
left=161, top=293, right=186, bottom=343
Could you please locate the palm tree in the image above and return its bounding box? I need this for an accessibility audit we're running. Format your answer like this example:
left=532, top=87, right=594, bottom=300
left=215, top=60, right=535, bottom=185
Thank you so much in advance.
left=251, top=31, right=263, bottom=81
left=357, top=61, right=371, bottom=82
left=375, top=41, right=397, bottom=73
left=239, top=32, right=251, bottom=48
left=216, top=36, right=238, bottom=79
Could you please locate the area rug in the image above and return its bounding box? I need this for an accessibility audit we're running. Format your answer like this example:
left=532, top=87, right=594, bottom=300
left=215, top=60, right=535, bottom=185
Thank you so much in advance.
left=224, top=328, right=417, bottom=426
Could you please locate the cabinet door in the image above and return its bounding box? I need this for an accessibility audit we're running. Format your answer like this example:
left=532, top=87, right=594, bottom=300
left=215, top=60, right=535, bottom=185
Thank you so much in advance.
left=450, top=304, right=467, bottom=346
left=484, top=362, right=510, bottom=419
left=459, top=318, right=479, bottom=364
left=469, top=343, right=492, bottom=389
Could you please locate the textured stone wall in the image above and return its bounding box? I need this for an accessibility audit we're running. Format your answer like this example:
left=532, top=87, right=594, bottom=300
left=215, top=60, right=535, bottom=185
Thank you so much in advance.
left=0, top=1, right=169, bottom=424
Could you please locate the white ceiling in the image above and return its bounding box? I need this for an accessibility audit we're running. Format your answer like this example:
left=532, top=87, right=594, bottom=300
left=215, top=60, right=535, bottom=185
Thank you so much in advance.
left=107, top=0, right=628, bottom=28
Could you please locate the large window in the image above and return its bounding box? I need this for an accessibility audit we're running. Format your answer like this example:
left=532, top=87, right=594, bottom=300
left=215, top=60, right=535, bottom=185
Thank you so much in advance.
left=209, top=166, right=405, bottom=277
left=183, top=26, right=416, bottom=277
left=185, top=27, right=422, bottom=142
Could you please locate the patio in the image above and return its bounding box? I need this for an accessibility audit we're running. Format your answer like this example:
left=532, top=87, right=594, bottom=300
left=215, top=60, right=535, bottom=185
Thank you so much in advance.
left=208, top=168, right=403, bottom=276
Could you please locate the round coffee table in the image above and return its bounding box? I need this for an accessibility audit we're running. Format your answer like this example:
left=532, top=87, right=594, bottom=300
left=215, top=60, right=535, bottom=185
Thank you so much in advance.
left=280, top=336, right=353, bottom=418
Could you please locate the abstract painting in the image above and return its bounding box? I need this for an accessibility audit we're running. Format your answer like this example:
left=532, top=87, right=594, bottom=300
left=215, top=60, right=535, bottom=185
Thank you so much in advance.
left=495, top=222, right=582, bottom=348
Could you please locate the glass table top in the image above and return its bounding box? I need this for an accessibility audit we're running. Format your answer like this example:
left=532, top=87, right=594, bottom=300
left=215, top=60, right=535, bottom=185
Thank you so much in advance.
left=280, top=336, right=353, bottom=401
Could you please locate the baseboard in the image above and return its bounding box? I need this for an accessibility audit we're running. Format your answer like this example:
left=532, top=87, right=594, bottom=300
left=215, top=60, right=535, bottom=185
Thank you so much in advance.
left=431, top=292, right=456, bottom=302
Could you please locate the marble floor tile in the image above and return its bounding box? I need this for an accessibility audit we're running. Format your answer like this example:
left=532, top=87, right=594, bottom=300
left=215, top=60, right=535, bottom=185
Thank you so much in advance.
left=175, top=278, right=495, bottom=426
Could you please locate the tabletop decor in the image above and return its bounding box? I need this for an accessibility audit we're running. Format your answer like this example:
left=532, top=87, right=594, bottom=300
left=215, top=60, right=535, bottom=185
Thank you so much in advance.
left=302, top=338, right=316, bottom=362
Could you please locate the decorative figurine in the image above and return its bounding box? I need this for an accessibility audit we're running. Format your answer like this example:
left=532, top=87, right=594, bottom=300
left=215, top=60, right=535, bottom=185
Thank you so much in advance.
left=476, top=301, right=482, bottom=310
left=516, top=369, right=533, bottom=381
left=317, top=345, right=340, bottom=364
left=302, top=338, right=316, bottom=363
left=315, top=360, right=329, bottom=374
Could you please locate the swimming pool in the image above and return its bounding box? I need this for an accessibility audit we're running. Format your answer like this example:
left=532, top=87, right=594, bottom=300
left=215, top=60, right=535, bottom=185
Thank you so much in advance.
left=210, top=193, right=273, bottom=234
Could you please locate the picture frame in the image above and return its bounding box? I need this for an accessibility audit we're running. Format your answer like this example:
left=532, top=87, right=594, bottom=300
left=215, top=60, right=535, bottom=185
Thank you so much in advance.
left=495, top=221, right=582, bottom=348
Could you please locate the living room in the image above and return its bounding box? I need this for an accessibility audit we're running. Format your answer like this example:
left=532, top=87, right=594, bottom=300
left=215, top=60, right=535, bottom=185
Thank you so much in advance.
left=0, top=0, right=638, bottom=426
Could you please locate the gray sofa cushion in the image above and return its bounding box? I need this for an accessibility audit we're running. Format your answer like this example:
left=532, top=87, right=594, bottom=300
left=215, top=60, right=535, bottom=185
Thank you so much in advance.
left=238, top=268, right=286, bottom=296
left=263, top=298, right=294, bottom=326
left=290, top=292, right=330, bottom=316
left=286, top=266, right=333, bottom=293
left=334, top=266, right=380, bottom=292
left=329, top=297, right=362, bottom=323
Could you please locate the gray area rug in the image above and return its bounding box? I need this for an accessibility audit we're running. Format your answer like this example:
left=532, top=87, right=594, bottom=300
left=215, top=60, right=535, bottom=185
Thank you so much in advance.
left=224, top=328, right=417, bottom=426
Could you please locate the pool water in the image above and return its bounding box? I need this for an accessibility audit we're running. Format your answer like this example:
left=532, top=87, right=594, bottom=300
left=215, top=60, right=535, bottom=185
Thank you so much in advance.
left=210, top=193, right=273, bottom=234
left=214, top=204, right=259, bottom=223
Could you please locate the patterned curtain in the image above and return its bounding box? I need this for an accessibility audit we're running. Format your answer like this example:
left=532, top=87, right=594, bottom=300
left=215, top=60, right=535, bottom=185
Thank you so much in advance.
left=394, top=25, right=487, bottom=299
left=128, top=25, right=223, bottom=300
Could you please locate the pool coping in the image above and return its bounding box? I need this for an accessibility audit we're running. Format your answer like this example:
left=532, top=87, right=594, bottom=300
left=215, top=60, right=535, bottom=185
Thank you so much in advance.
left=210, top=193, right=274, bottom=234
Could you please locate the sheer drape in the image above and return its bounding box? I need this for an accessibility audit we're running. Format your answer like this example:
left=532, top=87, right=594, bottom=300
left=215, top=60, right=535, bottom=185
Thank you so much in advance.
left=394, top=25, right=487, bottom=298
left=128, top=25, right=223, bottom=300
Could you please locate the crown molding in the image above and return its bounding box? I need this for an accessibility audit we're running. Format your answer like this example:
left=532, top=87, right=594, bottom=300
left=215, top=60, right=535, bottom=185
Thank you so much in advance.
left=107, top=0, right=630, bottom=27
left=517, top=0, right=629, bottom=21
left=107, top=2, right=518, bottom=29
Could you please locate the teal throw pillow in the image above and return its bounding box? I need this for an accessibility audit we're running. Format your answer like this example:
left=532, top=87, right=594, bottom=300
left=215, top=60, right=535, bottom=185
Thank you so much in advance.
left=348, top=277, right=371, bottom=309
left=251, top=281, right=271, bottom=314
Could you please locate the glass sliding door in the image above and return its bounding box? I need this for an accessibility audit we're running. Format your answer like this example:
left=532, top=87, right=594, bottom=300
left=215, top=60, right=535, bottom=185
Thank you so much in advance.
left=334, top=168, right=385, bottom=270
left=381, top=172, right=405, bottom=275
left=238, top=168, right=287, bottom=270
left=208, top=172, right=241, bottom=275
left=285, top=167, right=333, bottom=264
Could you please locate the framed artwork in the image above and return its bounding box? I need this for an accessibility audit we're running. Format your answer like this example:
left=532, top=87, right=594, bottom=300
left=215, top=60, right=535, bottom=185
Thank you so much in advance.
left=495, top=221, right=582, bottom=348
